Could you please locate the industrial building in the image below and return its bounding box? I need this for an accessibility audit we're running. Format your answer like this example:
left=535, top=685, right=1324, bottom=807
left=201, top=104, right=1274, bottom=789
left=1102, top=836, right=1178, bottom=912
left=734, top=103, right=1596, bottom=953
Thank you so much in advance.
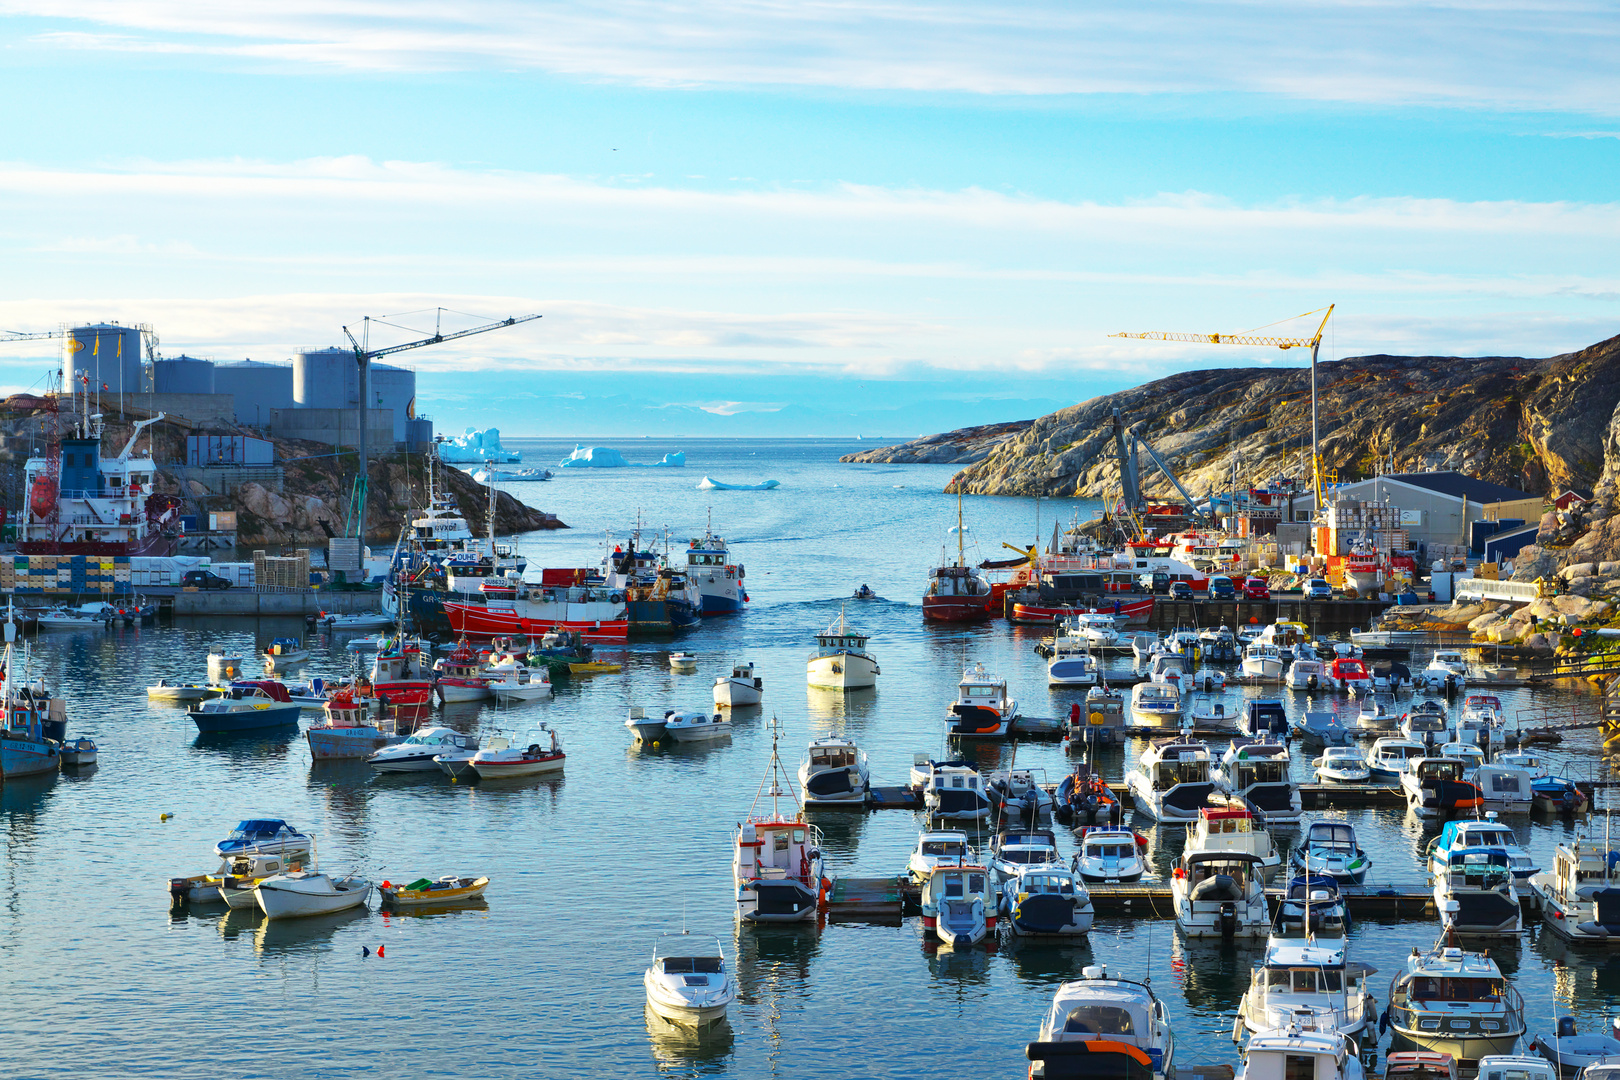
left=215, top=359, right=296, bottom=427
left=1293, top=472, right=1543, bottom=548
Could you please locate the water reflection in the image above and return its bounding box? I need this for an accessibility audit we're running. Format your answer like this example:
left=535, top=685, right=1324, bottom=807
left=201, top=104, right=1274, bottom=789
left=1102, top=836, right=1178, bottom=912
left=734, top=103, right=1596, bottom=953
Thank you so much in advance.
left=1171, top=935, right=1252, bottom=1017
left=377, top=897, right=490, bottom=922
left=644, top=1005, right=735, bottom=1072
left=921, top=934, right=993, bottom=987
left=0, top=771, right=58, bottom=816
left=1003, top=935, right=1095, bottom=987
left=252, top=905, right=370, bottom=955
left=190, top=728, right=300, bottom=761
left=804, top=686, right=876, bottom=728
left=804, top=809, right=868, bottom=861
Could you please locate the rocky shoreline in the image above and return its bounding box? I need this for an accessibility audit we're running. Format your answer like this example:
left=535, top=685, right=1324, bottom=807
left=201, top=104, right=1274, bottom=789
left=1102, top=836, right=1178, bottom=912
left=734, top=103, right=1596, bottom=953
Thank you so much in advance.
left=838, top=420, right=1032, bottom=465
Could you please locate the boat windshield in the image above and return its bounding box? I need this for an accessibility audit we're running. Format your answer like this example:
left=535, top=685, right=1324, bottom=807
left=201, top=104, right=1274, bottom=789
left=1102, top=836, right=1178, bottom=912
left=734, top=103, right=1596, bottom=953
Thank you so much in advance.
left=1263, top=967, right=1344, bottom=993
left=1020, top=874, right=1077, bottom=895
left=658, top=957, right=724, bottom=974
left=922, top=840, right=965, bottom=856
left=1407, top=976, right=1502, bottom=1002
left=1062, top=1005, right=1140, bottom=1036
left=1002, top=849, right=1054, bottom=865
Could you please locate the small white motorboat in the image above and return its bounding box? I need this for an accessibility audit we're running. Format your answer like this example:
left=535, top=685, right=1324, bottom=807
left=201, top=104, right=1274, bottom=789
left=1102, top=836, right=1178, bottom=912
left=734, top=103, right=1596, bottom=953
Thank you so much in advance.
left=433, top=741, right=482, bottom=780
left=1236, top=1021, right=1367, bottom=1080
left=35, top=605, right=107, bottom=630
left=319, top=612, right=394, bottom=630
left=1171, top=849, right=1269, bottom=939
left=920, top=860, right=995, bottom=948
left=625, top=706, right=668, bottom=742
left=488, top=664, right=552, bottom=703
left=644, top=932, right=738, bottom=1027
left=214, top=818, right=314, bottom=860
left=664, top=709, right=731, bottom=743
left=907, top=830, right=973, bottom=884
left=1313, top=746, right=1372, bottom=784
left=1072, top=826, right=1147, bottom=884
left=367, top=726, right=479, bottom=772
left=798, top=736, right=869, bottom=806
left=146, top=680, right=224, bottom=702
left=669, top=651, right=698, bottom=672
left=262, top=637, right=310, bottom=667
left=217, top=852, right=300, bottom=909
left=59, top=737, right=98, bottom=767
left=469, top=727, right=565, bottom=778
left=1000, top=864, right=1094, bottom=937
left=1025, top=965, right=1177, bottom=1080
left=254, top=870, right=373, bottom=920
left=713, top=662, right=762, bottom=707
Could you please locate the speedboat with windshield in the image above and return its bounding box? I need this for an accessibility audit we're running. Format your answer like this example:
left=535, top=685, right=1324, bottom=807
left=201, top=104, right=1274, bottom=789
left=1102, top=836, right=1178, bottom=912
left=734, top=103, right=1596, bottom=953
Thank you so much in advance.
left=1356, top=690, right=1399, bottom=729
left=1235, top=941, right=1378, bottom=1042
left=1370, top=737, right=1428, bottom=780
left=1217, top=740, right=1302, bottom=827
left=1025, top=965, right=1176, bottom=1080
left=1313, top=747, right=1371, bottom=784
left=1471, top=762, right=1534, bottom=813
left=1125, top=735, right=1214, bottom=822
left=987, top=828, right=1061, bottom=885
left=1271, top=875, right=1350, bottom=942
left=1401, top=757, right=1484, bottom=818
left=1130, top=680, right=1183, bottom=728
left=1290, top=821, right=1371, bottom=885
left=368, top=726, right=480, bottom=772
left=988, top=766, right=1052, bottom=825
left=1242, top=642, right=1284, bottom=680
left=1422, top=651, right=1471, bottom=693
left=213, top=818, right=312, bottom=860
left=643, top=933, right=737, bottom=1028
left=1047, top=636, right=1100, bottom=687
left=1001, top=865, right=1094, bottom=937
left=1285, top=658, right=1327, bottom=691
left=1241, top=700, right=1290, bottom=738
left=907, top=830, right=972, bottom=884
left=1148, top=653, right=1193, bottom=695
left=1428, top=815, right=1536, bottom=883
left=1073, top=827, right=1146, bottom=884
left=798, top=736, right=870, bottom=806
left=1385, top=932, right=1526, bottom=1062
left=1401, top=703, right=1450, bottom=746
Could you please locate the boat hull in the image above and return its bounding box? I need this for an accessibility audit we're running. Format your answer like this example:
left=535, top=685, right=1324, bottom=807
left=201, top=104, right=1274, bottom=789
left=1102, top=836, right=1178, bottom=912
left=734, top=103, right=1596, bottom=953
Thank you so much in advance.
left=922, top=595, right=992, bottom=623
left=806, top=654, right=878, bottom=690
left=306, top=726, right=395, bottom=760
left=0, top=733, right=61, bottom=778
left=190, top=702, right=303, bottom=733
left=626, top=721, right=668, bottom=742
left=255, top=879, right=372, bottom=920
left=1012, top=598, right=1154, bottom=625
left=471, top=754, right=566, bottom=778
left=666, top=722, right=731, bottom=742
left=436, top=679, right=491, bottom=703
left=444, top=599, right=628, bottom=641
left=713, top=679, right=761, bottom=707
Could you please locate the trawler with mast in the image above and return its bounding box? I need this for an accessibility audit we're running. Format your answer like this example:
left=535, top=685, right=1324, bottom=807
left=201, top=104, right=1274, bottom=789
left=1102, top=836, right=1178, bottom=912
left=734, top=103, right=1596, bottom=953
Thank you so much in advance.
left=732, top=720, right=829, bottom=922
left=923, top=488, right=993, bottom=622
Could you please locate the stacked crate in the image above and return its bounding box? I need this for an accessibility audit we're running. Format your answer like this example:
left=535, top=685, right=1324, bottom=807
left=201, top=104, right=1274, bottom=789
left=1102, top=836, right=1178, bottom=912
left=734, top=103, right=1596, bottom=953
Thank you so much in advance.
left=252, top=549, right=311, bottom=591
left=6, top=554, right=130, bottom=594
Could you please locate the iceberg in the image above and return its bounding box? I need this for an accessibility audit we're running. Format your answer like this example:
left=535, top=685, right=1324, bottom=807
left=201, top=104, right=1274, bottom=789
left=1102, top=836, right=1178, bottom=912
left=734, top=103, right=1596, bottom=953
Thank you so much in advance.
left=697, top=476, right=780, bottom=491
left=649, top=452, right=686, bottom=468
left=559, top=444, right=629, bottom=468
left=439, top=427, right=522, bottom=464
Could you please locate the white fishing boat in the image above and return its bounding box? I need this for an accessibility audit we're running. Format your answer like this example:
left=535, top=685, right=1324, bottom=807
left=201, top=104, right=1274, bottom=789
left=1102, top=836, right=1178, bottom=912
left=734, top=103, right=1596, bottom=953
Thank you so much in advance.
left=948, top=662, right=1018, bottom=737
left=1069, top=611, right=1120, bottom=646
left=1235, top=1021, right=1367, bottom=1080
left=1025, top=965, right=1176, bottom=1080
left=665, top=709, right=731, bottom=743
left=625, top=707, right=669, bottom=743
left=1184, top=804, right=1282, bottom=882
left=643, top=933, right=737, bottom=1028
left=805, top=611, right=879, bottom=690
left=1356, top=690, right=1399, bottom=729
left=217, top=852, right=300, bottom=909
left=261, top=637, right=310, bottom=668
left=1369, top=737, right=1428, bottom=780
left=1529, top=837, right=1620, bottom=943
left=1171, top=849, right=1269, bottom=939
left=254, top=870, right=373, bottom=920
left=1125, top=736, right=1214, bottom=823
left=918, top=859, right=994, bottom=949
left=713, top=662, right=762, bottom=707
left=1000, top=864, right=1094, bottom=937
left=146, top=680, right=224, bottom=702
left=1434, top=850, right=1523, bottom=936
left=1313, top=746, right=1371, bottom=784
left=915, top=759, right=993, bottom=820
left=1385, top=933, right=1526, bottom=1062
left=733, top=722, right=827, bottom=923
left=907, top=830, right=972, bottom=884
left=1130, top=680, right=1183, bottom=727
left=1422, top=650, right=1470, bottom=693
left=1242, top=643, right=1284, bottom=680
left=319, top=611, right=394, bottom=631
left=1235, top=942, right=1379, bottom=1042
left=469, top=726, right=565, bottom=778
left=668, top=651, right=698, bottom=672
left=798, top=736, right=869, bottom=806
left=1189, top=694, right=1237, bottom=730
left=35, top=605, right=107, bottom=630
left=1285, top=658, right=1327, bottom=691
left=1400, top=757, right=1485, bottom=818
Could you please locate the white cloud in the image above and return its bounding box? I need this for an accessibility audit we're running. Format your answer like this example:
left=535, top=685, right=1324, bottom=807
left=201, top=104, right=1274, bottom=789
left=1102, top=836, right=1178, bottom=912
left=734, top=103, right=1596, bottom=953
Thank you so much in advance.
left=4, top=0, right=1619, bottom=113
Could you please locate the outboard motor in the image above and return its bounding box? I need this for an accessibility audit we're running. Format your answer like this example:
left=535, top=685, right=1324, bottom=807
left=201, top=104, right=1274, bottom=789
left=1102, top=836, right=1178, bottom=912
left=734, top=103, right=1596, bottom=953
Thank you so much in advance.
left=1307, top=673, right=1318, bottom=691
left=1559, top=1016, right=1579, bottom=1039
left=1219, top=901, right=1238, bottom=938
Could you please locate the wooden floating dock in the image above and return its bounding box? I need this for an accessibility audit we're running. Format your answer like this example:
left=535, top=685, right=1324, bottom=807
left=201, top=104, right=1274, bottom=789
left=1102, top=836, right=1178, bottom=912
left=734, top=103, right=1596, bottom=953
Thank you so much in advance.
left=855, top=781, right=1412, bottom=812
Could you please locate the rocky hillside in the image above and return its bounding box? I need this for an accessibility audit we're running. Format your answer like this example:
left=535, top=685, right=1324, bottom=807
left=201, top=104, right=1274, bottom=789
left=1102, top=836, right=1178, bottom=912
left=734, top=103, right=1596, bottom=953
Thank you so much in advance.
left=839, top=420, right=1033, bottom=465
left=0, top=398, right=564, bottom=546
left=931, top=334, right=1620, bottom=503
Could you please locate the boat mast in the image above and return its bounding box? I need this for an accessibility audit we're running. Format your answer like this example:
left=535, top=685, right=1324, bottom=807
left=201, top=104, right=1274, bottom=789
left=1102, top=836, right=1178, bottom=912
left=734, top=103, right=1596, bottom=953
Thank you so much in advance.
left=956, top=486, right=966, bottom=568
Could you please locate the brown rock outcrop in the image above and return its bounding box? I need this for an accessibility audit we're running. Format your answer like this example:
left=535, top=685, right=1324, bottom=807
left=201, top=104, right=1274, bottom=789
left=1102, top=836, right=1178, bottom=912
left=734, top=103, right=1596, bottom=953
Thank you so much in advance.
left=839, top=420, right=1034, bottom=465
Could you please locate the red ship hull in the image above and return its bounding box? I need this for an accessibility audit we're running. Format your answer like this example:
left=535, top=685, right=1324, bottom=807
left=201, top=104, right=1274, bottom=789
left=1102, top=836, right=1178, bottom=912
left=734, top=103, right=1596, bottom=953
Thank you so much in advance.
left=922, top=595, right=993, bottom=623
left=1011, top=597, right=1155, bottom=625
left=444, top=601, right=629, bottom=641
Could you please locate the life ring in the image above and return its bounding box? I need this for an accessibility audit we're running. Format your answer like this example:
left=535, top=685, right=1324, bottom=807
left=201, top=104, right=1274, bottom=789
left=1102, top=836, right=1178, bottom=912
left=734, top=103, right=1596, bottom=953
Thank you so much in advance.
left=609, top=592, right=623, bottom=604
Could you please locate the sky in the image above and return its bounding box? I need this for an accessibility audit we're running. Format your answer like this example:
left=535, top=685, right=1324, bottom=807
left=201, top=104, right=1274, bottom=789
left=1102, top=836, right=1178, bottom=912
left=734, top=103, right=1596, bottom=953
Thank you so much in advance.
left=0, top=1, right=1616, bottom=437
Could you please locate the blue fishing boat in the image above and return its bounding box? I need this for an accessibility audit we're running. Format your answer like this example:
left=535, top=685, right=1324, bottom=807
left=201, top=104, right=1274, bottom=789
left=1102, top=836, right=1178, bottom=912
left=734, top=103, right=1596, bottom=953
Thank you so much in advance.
left=685, top=524, right=745, bottom=615
left=189, top=682, right=302, bottom=733
left=0, top=608, right=62, bottom=781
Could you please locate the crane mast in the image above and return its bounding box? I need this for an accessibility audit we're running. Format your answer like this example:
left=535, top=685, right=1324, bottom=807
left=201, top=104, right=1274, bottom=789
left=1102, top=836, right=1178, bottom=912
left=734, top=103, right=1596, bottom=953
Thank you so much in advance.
left=339, top=310, right=541, bottom=538
left=1112, top=305, right=1334, bottom=511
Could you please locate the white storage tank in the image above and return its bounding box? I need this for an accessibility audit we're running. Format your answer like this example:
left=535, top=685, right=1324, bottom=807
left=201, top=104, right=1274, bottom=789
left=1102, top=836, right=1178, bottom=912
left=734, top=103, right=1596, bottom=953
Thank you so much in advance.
left=293, top=347, right=357, bottom=408
left=63, top=323, right=143, bottom=395
left=214, top=359, right=294, bottom=427
left=371, top=363, right=415, bottom=442
left=153, top=355, right=216, bottom=395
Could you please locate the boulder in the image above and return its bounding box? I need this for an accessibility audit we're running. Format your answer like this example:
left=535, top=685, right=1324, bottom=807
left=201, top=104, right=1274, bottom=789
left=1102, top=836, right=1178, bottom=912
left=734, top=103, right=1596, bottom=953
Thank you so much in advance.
left=1601, top=561, right=1620, bottom=576
left=1554, top=594, right=1597, bottom=620
left=1468, top=612, right=1503, bottom=632
left=1567, top=575, right=1596, bottom=597
left=185, top=479, right=208, bottom=497
left=1562, top=561, right=1596, bottom=580
left=1524, top=632, right=1551, bottom=653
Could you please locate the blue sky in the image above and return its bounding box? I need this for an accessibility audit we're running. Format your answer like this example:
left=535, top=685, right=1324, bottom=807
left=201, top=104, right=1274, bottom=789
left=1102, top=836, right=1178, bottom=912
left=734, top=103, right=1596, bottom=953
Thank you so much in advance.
left=0, top=2, right=1616, bottom=436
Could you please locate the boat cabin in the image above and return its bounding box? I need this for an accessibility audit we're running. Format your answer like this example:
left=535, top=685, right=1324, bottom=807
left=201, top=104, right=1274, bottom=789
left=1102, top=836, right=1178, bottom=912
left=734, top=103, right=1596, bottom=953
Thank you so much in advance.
left=804, top=739, right=861, bottom=772
left=1239, top=1025, right=1362, bottom=1080
left=1329, top=658, right=1371, bottom=684
left=1383, top=1052, right=1459, bottom=1080
left=1189, top=807, right=1265, bottom=851
left=956, top=663, right=1012, bottom=711
left=1148, top=742, right=1210, bottom=788
left=736, top=818, right=821, bottom=888
left=926, top=564, right=989, bottom=597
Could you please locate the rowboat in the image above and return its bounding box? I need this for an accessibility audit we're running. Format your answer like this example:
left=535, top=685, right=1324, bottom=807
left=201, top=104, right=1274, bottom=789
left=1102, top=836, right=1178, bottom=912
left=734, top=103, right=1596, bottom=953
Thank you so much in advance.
left=569, top=661, right=623, bottom=675
left=379, top=875, right=490, bottom=906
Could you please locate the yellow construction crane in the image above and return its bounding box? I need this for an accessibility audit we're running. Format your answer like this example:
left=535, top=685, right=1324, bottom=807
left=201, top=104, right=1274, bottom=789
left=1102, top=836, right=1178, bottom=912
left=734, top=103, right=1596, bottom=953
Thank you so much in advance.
left=1112, top=304, right=1334, bottom=510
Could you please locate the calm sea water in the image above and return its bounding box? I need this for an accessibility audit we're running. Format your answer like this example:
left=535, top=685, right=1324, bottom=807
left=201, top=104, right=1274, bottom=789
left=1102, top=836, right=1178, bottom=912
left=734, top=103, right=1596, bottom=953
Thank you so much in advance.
left=3, top=437, right=1617, bottom=1079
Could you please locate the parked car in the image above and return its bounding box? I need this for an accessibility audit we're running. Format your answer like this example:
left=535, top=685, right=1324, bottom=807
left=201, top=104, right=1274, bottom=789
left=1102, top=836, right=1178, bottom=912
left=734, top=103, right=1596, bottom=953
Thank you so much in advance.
left=1304, top=578, right=1334, bottom=600
left=183, top=570, right=232, bottom=590
left=1137, top=571, right=1171, bottom=595
left=1168, top=581, right=1194, bottom=601
left=1208, top=574, right=1236, bottom=600
left=1242, top=576, right=1271, bottom=600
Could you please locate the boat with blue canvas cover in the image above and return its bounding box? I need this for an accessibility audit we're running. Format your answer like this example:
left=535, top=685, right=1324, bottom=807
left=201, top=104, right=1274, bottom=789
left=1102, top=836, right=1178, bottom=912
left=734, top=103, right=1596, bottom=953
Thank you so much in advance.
left=214, top=818, right=313, bottom=859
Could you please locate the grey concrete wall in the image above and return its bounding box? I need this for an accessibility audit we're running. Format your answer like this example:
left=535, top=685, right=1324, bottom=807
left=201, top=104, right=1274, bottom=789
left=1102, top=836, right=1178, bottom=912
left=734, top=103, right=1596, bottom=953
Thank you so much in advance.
left=269, top=408, right=395, bottom=449
left=141, top=393, right=237, bottom=425
left=170, top=589, right=382, bottom=616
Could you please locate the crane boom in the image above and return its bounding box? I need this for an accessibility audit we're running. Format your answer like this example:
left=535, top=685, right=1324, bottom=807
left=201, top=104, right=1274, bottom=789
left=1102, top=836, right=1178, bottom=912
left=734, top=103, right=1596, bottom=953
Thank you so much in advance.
left=1110, top=304, right=1334, bottom=511
left=1, top=330, right=67, bottom=342
left=339, top=309, right=541, bottom=539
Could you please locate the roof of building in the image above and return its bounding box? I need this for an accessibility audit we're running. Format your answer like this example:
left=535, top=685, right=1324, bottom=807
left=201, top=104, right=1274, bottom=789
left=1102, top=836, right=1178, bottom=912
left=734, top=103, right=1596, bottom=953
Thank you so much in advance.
left=1364, top=471, right=1536, bottom=504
